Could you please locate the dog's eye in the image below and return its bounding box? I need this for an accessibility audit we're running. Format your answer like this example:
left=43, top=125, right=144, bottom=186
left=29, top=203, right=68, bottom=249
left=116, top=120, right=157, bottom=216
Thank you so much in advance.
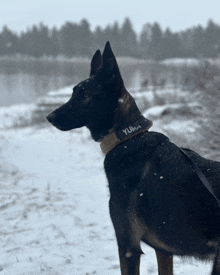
left=83, top=91, right=90, bottom=99
left=81, top=91, right=91, bottom=104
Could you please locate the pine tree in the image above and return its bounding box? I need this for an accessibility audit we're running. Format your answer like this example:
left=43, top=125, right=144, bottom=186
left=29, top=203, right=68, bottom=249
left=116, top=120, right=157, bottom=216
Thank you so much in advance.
left=191, top=25, right=205, bottom=57
left=149, top=22, right=163, bottom=60
left=139, top=23, right=152, bottom=59
left=59, top=22, right=78, bottom=57
left=91, top=26, right=104, bottom=53
left=0, top=26, right=19, bottom=55
left=179, top=29, right=194, bottom=58
left=102, top=22, right=121, bottom=56
left=0, top=18, right=220, bottom=59
left=19, top=23, right=52, bottom=57
left=50, top=27, right=60, bottom=57
left=158, top=28, right=182, bottom=60
left=120, top=18, right=137, bottom=57
left=110, top=22, right=122, bottom=55
left=77, top=19, right=92, bottom=56
left=204, top=20, right=220, bottom=57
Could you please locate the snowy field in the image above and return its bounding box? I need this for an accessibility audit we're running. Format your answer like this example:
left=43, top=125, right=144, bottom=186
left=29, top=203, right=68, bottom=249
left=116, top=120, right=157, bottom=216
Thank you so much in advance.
left=0, top=85, right=215, bottom=275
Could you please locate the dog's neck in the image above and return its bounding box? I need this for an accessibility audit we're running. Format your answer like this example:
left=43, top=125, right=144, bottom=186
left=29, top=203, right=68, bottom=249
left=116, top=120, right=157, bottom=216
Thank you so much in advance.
left=100, top=88, right=153, bottom=154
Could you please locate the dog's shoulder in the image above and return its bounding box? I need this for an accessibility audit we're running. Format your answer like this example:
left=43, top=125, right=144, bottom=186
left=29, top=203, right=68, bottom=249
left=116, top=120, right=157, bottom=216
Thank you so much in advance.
left=104, top=131, right=171, bottom=171
left=130, top=130, right=170, bottom=151
left=142, top=131, right=170, bottom=146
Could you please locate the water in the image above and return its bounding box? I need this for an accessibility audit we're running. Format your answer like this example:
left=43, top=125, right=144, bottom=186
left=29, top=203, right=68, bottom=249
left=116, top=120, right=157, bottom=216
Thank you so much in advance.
left=0, top=57, right=186, bottom=107
left=0, top=58, right=91, bottom=106
left=0, top=73, right=74, bottom=106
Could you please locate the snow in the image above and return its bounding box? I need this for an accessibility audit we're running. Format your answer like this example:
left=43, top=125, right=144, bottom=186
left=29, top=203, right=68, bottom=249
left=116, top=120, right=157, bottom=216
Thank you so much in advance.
left=161, top=58, right=220, bottom=67
left=143, top=102, right=202, bottom=120
left=118, top=98, right=124, bottom=103
left=1, top=127, right=118, bottom=275
left=133, top=88, right=189, bottom=109
left=0, top=87, right=213, bottom=275
left=0, top=104, right=36, bottom=129
left=48, top=86, right=73, bottom=97
left=161, top=58, right=200, bottom=66
left=37, top=86, right=73, bottom=107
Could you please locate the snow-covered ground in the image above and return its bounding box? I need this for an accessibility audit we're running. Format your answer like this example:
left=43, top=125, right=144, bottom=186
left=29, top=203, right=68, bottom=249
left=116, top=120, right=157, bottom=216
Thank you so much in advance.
left=0, top=86, right=214, bottom=275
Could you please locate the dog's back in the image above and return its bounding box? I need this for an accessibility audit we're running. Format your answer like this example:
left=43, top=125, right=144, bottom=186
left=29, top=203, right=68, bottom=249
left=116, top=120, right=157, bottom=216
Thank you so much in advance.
left=182, top=148, right=220, bottom=197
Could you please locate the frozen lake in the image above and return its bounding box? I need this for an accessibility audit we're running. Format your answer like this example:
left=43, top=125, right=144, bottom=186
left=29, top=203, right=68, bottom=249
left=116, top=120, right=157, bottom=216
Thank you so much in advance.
left=0, top=57, right=187, bottom=107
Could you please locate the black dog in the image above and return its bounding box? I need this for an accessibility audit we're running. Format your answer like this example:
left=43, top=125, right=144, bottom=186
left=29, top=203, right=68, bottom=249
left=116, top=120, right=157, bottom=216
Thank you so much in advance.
left=47, top=42, right=220, bottom=275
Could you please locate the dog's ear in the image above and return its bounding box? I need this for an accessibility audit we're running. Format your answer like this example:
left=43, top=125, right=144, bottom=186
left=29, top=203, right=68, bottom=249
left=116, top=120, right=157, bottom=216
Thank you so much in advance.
left=90, top=50, right=102, bottom=76
left=102, top=41, right=121, bottom=78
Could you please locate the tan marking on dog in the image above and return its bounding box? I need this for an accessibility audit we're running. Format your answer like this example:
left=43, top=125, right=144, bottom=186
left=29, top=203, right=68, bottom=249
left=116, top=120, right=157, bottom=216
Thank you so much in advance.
left=206, top=240, right=218, bottom=249
left=141, top=162, right=151, bottom=180
left=120, top=90, right=131, bottom=113
left=144, top=230, right=179, bottom=254
left=129, top=211, right=179, bottom=255
left=128, top=213, right=144, bottom=252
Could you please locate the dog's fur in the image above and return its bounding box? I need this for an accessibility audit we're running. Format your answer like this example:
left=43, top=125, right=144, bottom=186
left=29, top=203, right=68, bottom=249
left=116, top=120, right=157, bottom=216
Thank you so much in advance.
left=47, top=42, right=220, bottom=275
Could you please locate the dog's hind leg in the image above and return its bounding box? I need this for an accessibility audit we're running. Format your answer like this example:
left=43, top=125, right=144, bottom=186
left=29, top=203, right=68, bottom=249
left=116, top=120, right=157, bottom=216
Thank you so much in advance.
left=155, top=250, right=173, bottom=275
left=212, top=249, right=220, bottom=275
left=119, top=248, right=141, bottom=275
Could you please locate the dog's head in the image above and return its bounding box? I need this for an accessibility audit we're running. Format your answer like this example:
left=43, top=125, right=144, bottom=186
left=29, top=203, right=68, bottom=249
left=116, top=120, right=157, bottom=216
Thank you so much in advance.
left=47, top=42, right=124, bottom=141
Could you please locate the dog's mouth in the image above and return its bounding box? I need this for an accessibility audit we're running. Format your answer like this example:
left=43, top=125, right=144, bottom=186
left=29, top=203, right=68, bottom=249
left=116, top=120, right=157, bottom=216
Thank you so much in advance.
left=46, top=112, right=84, bottom=131
left=53, top=125, right=71, bottom=131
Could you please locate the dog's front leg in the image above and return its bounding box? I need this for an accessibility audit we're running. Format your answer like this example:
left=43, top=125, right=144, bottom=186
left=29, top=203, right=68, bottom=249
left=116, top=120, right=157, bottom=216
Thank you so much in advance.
left=155, top=250, right=173, bottom=275
left=119, top=248, right=141, bottom=275
left=211, top=248, right=220, bottom=275
left=109, top=198, right=142, bottom=274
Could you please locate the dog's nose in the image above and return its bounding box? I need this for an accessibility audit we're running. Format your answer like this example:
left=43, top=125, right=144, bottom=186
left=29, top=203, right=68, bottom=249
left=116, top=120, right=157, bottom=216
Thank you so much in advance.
left=47, top=113, right=56, bottom=124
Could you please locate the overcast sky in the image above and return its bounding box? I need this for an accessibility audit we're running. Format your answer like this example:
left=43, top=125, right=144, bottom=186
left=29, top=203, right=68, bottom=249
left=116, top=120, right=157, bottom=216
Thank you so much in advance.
left=1, top=0, right=220, bottom=34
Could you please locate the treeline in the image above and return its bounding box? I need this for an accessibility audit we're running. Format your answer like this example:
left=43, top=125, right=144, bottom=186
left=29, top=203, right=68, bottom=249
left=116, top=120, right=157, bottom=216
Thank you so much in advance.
left=0, top=18, right=220, bottom=60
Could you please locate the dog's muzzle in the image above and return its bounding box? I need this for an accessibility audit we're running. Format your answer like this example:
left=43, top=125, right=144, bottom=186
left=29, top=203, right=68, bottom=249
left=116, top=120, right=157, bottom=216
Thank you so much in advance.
left=46, top=113, right=57, bottom=125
